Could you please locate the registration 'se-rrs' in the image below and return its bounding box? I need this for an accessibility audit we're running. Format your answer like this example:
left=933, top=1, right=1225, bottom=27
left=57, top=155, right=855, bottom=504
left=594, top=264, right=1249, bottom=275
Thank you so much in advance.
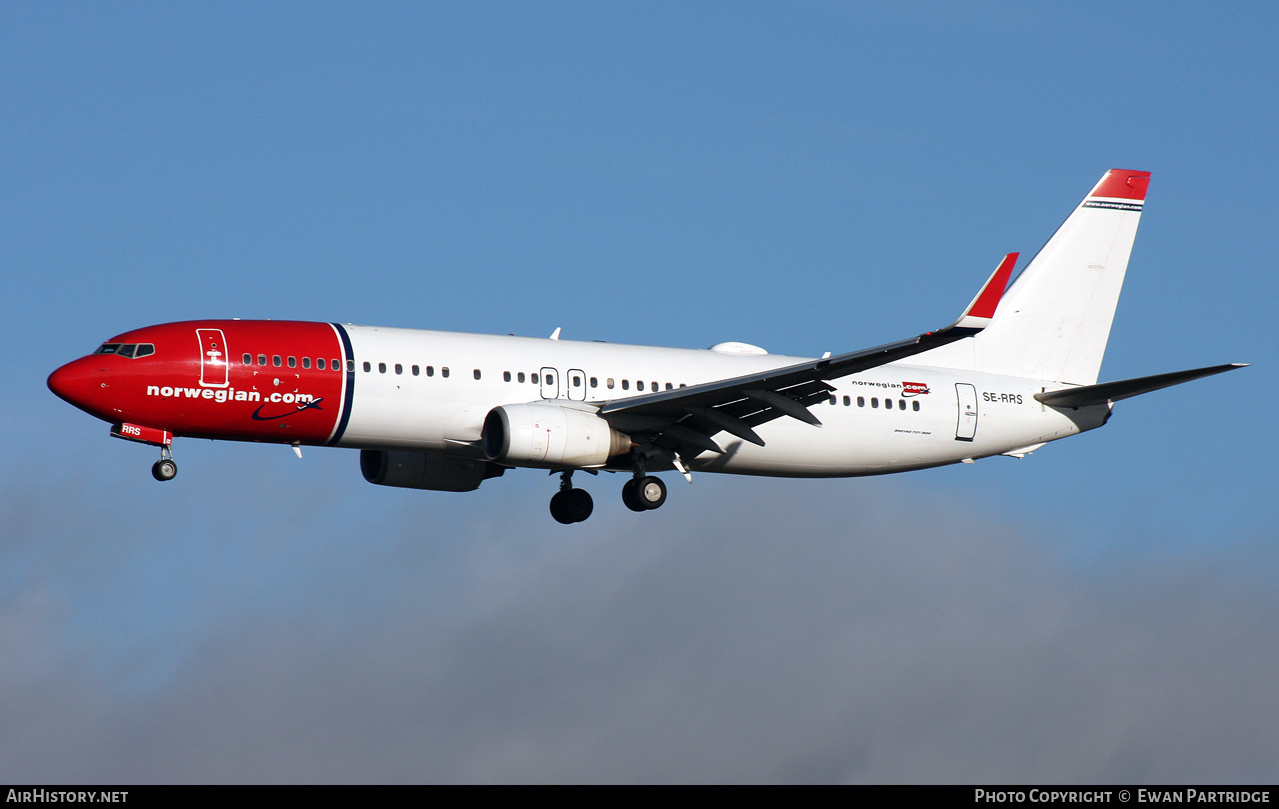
left=49, top=169, right=1245, bottom=524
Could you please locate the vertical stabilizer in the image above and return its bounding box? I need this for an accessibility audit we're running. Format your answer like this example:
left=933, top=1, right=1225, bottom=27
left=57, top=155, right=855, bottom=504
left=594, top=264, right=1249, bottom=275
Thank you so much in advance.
left=920, top=169, right=1150, bottom=385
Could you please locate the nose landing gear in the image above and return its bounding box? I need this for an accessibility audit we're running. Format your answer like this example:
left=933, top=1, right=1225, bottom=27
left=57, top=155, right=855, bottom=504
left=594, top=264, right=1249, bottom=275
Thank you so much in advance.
left=150, top=445, right=177, bottom=481
left=111, top=423, right=178, bottom=482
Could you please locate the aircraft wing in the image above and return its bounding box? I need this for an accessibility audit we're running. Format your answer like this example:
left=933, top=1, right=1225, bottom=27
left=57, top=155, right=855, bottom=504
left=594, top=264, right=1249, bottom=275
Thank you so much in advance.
left=596, top=254, right=1018, bottom=455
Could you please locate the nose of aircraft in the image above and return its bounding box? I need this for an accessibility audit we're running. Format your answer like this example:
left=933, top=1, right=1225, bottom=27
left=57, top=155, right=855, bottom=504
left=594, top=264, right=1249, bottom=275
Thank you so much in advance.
left=48, top=357, right=105, bottom=415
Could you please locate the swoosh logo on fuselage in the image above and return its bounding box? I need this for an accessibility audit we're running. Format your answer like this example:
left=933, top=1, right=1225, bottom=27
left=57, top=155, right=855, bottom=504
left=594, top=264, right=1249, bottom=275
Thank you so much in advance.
left=251, top=398, right=324, bottom=421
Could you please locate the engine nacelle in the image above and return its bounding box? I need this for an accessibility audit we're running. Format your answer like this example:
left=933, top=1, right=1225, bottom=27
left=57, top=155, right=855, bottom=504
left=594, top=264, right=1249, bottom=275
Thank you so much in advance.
left=482, top=403, right=631, bottom=469
left=360, top=450, right=505, bottom=492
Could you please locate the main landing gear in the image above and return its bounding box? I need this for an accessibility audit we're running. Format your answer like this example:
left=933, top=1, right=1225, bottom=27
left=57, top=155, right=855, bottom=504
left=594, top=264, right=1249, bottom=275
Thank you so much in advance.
left=549, top=471, right=594, bottom=524
left=622, top=452, right=668, bottom=513
left=547, top=469, right=670, bottom=524
left=622, top=475, right=666, bottom=512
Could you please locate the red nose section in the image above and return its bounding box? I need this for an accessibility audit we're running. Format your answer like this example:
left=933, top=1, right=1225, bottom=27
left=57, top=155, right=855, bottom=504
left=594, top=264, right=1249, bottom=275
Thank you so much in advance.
left=48, top=357, right=108, bottom=418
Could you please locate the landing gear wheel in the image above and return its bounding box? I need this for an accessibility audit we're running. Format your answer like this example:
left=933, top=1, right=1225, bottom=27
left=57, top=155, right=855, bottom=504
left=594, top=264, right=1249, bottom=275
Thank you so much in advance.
left=623, top=476, right=666, bottom=511
left=151, top=459, right=177, bottom=481
left=622, top=479, right=647, bottom=512
left=550, top=491, right=573, bottom=524
left=550, top=488, right=594, bottom=524
left=637, top=475, right=666, bottom=509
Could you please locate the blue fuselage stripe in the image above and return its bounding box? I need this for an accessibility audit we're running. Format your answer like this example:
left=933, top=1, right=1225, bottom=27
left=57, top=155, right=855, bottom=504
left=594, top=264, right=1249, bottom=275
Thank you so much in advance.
left=328, top=323, right=356, bottom=446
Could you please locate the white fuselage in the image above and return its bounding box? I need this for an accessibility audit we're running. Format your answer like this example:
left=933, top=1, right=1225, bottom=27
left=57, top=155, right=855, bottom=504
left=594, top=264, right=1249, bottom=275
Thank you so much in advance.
left=336, top=325, right=1107, bottom=476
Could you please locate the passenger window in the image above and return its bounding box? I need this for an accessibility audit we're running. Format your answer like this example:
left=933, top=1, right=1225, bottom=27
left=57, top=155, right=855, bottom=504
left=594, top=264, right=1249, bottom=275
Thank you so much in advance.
left=243, top=353, right=252, bottom=365
left=912, top=401, right=920, bottom=411
left=503, top=371, right=511, bottom=382
left=474, top=369, right=481, bottom=380
left=622, top=380, right=630, bottom=390
left=666, top=383, right=673, bottom=390
left=347, top=360, right=355, bottom=372
left=363, top=361, right=371, bottom=372
left=857, top=396, right=865, bottom=407
left=378, top=363, right=386, bottom=373
left=545, top=373, right=554, bottom=386
left=287, top=356, right=296, bottom=368
left=395, top=364, right=402, bottom=375
left=317, top=358, right=325, bottom=370
left=412, top=365, right=419, bottom=376
left=898, top=400, right=906, bottom=410
left=843, top=396, right=851, bottom=406
left=518, top=372, right=526, bottom=383
left=829, top=395, right=837, bottom=405
left=590, top=377, right=598, bottom=388
left=607, top=378, right=615, bottom=389
left=258, top=355, right=267, bottom=366
left=871, top=398, right=878, bottom=408
left=302, top=357, right=311, bottom=369
left=273, top=355, right=282, bottom=367
left=572, top=376, right=581, bottom=387
left=442, top=367, right=450, bottom=378
left=426, top=366, right=434, bottom=377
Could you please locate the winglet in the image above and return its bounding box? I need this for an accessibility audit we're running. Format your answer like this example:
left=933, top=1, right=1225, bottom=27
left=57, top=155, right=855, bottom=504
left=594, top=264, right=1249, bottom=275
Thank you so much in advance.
left=952, top=252, right=1018, bottom=330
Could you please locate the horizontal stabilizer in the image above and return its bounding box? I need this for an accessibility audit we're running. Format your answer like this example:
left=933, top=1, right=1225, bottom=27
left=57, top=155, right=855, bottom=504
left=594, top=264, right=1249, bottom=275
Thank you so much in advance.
left=1033, top=364, right=1247, bottom=408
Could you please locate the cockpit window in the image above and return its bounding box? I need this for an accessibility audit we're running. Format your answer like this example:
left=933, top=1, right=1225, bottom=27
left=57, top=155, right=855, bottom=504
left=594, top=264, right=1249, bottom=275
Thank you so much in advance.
left=93, top=342, right=154, bottom=358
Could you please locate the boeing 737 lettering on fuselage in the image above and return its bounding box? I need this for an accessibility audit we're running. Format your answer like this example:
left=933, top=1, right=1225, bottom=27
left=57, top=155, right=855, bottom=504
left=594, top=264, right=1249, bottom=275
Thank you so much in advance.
left=48, top=169, right=1245, bottom=523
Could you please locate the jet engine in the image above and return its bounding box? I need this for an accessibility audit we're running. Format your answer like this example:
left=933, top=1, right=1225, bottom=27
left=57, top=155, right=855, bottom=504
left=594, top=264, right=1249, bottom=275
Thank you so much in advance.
left=360, top=450, right=505, bottom=492
left=482, top=403, right=631, bottom=468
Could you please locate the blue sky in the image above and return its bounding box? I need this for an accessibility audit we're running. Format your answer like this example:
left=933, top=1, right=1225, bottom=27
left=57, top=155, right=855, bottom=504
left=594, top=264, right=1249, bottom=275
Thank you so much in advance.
left=2, top=2, right=1276, bottom=783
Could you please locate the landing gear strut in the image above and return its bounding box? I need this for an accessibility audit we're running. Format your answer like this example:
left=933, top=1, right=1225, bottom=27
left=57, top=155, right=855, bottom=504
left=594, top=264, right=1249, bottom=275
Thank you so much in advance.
left=621, top=451, right=668, bottom=512
left=151, top=445, right=177, bottom=482
left=549, top=471, right=593, bottom=524
left=622, top=475, right=667, bottom=511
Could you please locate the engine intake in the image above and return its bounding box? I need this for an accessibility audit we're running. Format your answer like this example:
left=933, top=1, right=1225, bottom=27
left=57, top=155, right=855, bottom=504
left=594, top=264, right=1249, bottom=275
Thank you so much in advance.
left=482, top=403, right=631, bottom=468
left=360, top=450, right=504, bottom=492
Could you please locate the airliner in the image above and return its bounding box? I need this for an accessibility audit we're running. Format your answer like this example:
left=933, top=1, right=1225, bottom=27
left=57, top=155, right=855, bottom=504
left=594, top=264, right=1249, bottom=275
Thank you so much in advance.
left=48, top=169, right=1243, bottom=523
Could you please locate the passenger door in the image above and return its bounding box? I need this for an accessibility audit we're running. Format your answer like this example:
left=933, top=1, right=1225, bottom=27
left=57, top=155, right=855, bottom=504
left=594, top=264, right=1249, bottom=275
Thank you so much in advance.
left=955, top=383, right=978, bottom=441
left=196, top=328, right=230, bottom=388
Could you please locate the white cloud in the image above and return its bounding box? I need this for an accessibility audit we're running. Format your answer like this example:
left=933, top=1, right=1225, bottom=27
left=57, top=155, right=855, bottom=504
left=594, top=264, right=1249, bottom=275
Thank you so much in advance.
left=2, top=470, right=1276, bottom=783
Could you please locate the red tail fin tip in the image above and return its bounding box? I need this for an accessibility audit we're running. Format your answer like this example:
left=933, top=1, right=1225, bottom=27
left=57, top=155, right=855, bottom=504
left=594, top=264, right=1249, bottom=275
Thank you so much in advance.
left=1091, top=169, right=1151, bottom=201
